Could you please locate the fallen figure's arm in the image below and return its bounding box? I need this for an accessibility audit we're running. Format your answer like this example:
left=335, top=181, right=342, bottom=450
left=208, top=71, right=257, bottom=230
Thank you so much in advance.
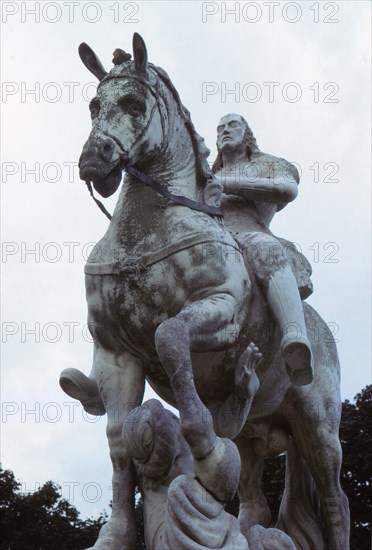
left=208, top=342, right=261, bottom=440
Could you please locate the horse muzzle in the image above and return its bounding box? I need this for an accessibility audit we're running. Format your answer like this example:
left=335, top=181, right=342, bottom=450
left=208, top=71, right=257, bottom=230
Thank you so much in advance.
left=80, top=163, right=123, bottom=198
left=79, top=135, right=124, bottom=197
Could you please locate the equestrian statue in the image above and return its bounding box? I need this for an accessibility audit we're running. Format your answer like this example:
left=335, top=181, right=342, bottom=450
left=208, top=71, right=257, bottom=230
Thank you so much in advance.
left=60, top=34, right=350, bottom=550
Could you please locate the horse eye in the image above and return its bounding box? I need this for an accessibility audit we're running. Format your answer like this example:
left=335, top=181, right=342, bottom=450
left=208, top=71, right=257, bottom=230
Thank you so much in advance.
left=128, top=104, right=141, bottom=116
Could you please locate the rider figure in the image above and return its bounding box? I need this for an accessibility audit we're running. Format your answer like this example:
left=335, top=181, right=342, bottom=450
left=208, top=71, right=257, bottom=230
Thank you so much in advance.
left=210, top=113, right=313, bottom=386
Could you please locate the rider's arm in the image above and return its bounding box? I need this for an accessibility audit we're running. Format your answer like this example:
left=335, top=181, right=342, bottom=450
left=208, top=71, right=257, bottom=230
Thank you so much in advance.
left=215, top=161, right=299, bottom=204
left=223, top=175, right=298, bottom=203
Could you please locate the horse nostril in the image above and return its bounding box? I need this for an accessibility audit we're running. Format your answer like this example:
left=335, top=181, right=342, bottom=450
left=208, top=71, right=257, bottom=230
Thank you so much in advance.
left=102, top=141, right=114, bottom=160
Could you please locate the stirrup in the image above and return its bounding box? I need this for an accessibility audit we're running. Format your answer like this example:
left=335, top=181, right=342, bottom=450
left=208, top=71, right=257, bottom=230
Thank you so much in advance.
left=281, top=335, right=314, bottom=387
left=59, top=368, right=106, bottom=415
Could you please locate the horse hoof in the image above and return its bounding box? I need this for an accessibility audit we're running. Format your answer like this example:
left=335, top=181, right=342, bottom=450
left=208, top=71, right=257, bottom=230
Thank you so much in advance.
left=282, top=339, right=313, bottom=387
left=59, top=368, right=106, bottom=415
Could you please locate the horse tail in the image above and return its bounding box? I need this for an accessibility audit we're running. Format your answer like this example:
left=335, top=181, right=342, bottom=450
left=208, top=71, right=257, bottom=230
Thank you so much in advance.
left=276, top=438, right=326, bottom=550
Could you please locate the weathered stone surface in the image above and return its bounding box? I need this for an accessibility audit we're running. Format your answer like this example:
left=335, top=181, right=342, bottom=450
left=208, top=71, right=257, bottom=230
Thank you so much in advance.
left=166, top=475, right=249, bottom=550
left=124, top=399, right=295, bottom=550
left=247, top=525, right=296, bottom=550
left=59, top=34, right=350, bottom=550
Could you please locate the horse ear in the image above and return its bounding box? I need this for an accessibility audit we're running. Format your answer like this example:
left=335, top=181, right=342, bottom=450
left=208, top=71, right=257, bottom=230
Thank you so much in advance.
left=133, top=33, right=148, bottom=74
left=78, top=43, right=107, bottom=81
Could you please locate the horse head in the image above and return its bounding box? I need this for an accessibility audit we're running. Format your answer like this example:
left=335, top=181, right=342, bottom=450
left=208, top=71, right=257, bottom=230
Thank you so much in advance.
left=79, top=34, right=165, bottom=198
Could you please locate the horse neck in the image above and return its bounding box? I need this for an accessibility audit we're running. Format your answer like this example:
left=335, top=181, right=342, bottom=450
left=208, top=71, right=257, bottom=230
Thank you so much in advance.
left=108, top=101, right=203, bottom=251
left=157, top=107, right=200, bottom=198
left=135, top=98, right=200, bottom=199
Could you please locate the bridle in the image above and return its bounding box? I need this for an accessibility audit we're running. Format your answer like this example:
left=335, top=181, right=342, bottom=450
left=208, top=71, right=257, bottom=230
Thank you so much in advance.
left=85, top=73, right=224, bottom=220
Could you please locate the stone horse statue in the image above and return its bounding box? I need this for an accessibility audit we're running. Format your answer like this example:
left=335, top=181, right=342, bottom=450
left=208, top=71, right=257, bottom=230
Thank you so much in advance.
left=60, top=34, right=350, bottom=549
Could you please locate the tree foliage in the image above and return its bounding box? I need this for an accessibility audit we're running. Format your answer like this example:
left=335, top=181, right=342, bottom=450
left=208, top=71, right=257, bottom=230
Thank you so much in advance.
left=339, top=385, right=372, bottom=549
left=0, top=470, right=106, bottom=550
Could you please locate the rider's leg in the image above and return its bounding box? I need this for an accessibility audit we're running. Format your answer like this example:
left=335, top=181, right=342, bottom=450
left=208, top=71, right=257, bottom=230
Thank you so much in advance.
left=243, top=232, right=313, bottom=386
left=267, top=265, right=313, bottom=385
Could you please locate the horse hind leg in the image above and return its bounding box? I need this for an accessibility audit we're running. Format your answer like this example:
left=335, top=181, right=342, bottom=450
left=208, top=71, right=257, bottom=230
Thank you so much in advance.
left=276, top=438, right=324, bottom=550
left=276, top=302, right=350, bottom=549
left=280, top=392, right=350, bottom=550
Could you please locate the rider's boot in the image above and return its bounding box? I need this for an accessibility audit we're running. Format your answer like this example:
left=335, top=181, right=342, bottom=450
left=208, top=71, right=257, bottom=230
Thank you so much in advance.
left=59, top=368, right=106, bottom=415
left=267, top=267, right=313, bottom=386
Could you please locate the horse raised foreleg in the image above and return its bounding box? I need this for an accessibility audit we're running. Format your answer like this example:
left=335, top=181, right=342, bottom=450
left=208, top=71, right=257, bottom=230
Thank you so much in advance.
left=155, top=292, right=239, bottom=459
left=87, top=345, right=145, bottom=550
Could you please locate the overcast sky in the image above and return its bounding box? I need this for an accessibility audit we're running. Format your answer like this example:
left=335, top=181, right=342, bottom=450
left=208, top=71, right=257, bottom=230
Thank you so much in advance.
left=1, top=0, right=371, bottom=520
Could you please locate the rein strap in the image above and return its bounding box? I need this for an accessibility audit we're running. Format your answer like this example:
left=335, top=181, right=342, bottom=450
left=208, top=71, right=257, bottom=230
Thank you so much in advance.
left=86, top=165, right=224, bottom=220
left=123, top=163, right=224, bottom=217
left=85, top=181, right=113, bottom=220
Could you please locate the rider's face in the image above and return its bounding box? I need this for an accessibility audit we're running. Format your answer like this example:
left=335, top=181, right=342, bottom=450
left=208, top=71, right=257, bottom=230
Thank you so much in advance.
left=217, top=115, right=246, bottom=153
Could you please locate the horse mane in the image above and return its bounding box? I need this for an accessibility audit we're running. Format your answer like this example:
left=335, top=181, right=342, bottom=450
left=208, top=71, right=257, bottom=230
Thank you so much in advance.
left=150, top=64, right=211, bottom=188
